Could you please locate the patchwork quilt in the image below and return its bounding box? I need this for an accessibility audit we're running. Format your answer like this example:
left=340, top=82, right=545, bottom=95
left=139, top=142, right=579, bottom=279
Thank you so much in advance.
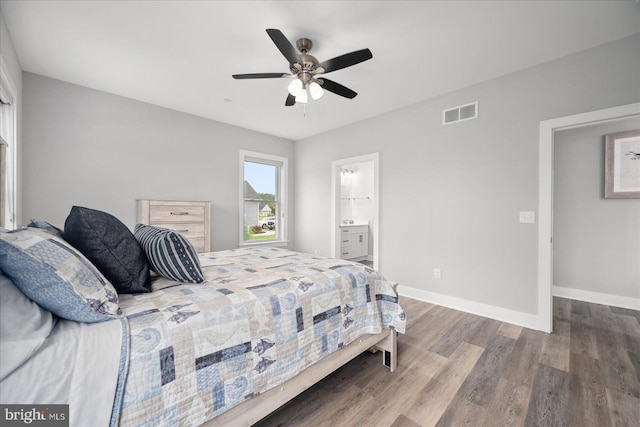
left=117, top=247, right=405, bottom=426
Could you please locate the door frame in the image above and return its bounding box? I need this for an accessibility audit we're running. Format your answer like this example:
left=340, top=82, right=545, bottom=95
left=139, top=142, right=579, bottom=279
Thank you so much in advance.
left=537, top=102, right=640, bottom=333
left=331, top=153, right=380, bottom=270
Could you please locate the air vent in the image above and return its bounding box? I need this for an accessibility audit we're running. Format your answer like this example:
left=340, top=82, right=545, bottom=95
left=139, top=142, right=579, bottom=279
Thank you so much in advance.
left=443, top=102, right=478, bottom=125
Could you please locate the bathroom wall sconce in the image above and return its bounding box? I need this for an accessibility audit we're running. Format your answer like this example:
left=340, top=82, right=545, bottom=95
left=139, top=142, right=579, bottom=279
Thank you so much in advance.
left=340, top=169, right=355, bottom=176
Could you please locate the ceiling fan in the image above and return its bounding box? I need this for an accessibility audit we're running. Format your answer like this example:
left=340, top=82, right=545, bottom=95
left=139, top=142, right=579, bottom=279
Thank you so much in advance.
left=232, top=29, right=372, bottom=106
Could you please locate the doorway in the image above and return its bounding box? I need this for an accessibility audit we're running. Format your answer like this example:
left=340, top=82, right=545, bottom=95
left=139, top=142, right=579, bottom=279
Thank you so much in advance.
left=537, top=102, right=640, bottom=333
left=331, top=153, right=380, bottom=270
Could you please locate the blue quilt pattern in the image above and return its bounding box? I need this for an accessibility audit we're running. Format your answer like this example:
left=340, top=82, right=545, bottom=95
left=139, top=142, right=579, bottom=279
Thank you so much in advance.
left=117, top=247, right=405, bottom=426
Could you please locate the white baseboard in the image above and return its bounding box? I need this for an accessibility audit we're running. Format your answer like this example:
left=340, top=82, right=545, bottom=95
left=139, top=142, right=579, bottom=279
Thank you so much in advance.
left=553, top=286, right=640, bottom=310
left=397, top=285, right=542, bottom=331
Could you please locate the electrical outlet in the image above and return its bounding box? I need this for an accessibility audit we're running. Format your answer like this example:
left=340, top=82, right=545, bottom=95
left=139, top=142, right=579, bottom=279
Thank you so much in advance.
left=519, top=211, right=536, bottom=224
left=434, top=268, right=442, bottom=279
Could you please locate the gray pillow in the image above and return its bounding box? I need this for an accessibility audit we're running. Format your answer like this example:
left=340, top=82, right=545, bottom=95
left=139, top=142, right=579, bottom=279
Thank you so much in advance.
left=0, top=227, right=120, bottom=322
left=63, top=206, right=151, bottom=294
left=27, top=219, right=63, bottom=237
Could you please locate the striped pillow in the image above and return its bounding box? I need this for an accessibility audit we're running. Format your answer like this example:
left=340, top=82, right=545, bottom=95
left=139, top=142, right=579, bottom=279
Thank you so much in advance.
left=134, top=224, right=204, bottom=284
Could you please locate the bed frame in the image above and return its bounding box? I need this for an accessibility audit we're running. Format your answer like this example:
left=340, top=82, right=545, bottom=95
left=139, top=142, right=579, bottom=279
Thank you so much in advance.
left=206, top=329, right=398, bottom=426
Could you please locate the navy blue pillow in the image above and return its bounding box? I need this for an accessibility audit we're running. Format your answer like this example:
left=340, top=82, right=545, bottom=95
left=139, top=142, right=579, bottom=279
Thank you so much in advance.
left=63, top=206, right=151, bottom=294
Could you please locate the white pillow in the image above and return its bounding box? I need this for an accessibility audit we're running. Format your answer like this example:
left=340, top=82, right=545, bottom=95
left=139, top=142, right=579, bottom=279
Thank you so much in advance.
left=0, top=272, right=55, bottom=381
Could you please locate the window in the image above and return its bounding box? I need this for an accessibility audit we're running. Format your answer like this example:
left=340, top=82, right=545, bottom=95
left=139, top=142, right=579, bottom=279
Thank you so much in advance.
left=0, top=63, right=16, bottom=230
left=239, top=150, right=288, bottom=245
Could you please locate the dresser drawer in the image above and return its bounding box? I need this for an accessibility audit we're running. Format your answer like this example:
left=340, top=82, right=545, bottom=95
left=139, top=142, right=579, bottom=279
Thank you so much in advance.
left=149, top=205, right=205, bottom=222
left=137, top=199, right=211, bottom=253
left=151, top=222, right=204, bottom=240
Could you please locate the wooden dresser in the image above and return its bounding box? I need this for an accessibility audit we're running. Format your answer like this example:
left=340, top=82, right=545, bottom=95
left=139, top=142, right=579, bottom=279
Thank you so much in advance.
left=136, top=199, right=211, bottom=253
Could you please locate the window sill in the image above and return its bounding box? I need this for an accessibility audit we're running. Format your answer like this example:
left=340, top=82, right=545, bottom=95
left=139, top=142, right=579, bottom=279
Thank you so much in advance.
left=240, top=239, right=290, bottom=248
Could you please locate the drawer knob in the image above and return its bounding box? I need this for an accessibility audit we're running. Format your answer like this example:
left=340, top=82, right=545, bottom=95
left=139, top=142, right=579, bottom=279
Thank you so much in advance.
left=170, top=212, right=189, bottom=216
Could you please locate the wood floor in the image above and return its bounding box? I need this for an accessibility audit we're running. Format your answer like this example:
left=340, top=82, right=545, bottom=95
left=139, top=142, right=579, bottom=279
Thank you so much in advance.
left=256, top=297, right=640, bottom=427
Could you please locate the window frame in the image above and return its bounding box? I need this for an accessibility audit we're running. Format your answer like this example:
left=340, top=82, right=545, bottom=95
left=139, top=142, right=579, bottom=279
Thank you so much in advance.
left=238, top=149, right=288, bottom=247
left=0, top=59, right=17, bottom=230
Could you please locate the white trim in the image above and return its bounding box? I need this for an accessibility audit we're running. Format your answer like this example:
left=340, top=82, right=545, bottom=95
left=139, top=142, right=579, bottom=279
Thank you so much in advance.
left=398, top=285, right=541, bottom=331
left=0, top=56, right=17, bottom=229
left=331, top=153, right=380, bottom=270
left=239, top=149, right=288, bottom=247
left=240, top=240, right=289, bottom=248
left=0, top=57, right=17, bottom=101
left=538, top=102, right=640, bottom=333
left=553, top=286, right=640, bottom=311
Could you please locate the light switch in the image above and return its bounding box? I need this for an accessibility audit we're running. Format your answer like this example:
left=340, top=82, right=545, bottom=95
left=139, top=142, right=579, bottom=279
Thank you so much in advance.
left=519, top=211, right=535, bottom=224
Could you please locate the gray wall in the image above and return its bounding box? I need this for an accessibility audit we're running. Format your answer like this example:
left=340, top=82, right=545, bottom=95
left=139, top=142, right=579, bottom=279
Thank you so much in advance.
left=17, top=31, right=640, bottom=318
left=554, top=117, right=640, bottom=299
left=294, top=34, right=640, bottom=316
left=22, top=73, right=294, bottom=251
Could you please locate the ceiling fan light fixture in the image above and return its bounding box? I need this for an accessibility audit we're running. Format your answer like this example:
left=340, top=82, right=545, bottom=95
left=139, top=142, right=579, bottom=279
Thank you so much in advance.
left=233, top=29, right=372, bottom=107
left=295, top=87, right=308, bottom=104
left=287, top=79, right=302, bottom=96
left=309, top=81, right=324, bottom=100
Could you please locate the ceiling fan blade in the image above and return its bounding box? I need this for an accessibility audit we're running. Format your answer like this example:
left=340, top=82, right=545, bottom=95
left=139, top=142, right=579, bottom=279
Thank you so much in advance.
left=319, top=78, right=358, bottom=99
left=266, top=29, right=300, bottom=65
left=285, top=94, right=296, bottom=106
left=318, top=49, right=372, bottom=73
left=232, top=73, right=288, bottom=79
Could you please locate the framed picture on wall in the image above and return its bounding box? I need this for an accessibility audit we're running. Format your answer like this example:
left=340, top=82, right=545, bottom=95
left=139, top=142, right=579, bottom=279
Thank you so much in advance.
left=604, top=129, right=640, bottom=199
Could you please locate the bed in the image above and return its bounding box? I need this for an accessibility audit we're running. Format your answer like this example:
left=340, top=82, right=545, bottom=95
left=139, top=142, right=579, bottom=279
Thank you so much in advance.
left=0, top=217, right=405, bottom=427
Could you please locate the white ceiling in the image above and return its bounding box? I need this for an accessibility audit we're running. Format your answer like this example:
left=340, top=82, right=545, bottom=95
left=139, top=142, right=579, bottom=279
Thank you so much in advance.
left=1, top=1, right=639, bottom=140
